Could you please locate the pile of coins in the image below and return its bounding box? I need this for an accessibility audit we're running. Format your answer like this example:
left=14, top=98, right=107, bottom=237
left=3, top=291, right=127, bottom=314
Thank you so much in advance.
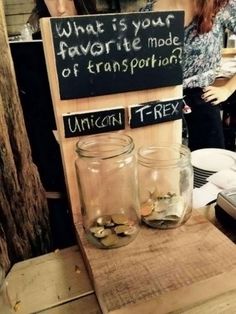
left=87, top=213, right=138, bottom=248
left=141, top=192, right=186, bottom=228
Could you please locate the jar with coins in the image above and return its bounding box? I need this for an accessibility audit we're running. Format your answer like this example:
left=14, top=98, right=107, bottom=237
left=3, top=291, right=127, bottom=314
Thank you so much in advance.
left=137, top=143, right=193, bottom=229
left=75, top=133, right=140, bottom=249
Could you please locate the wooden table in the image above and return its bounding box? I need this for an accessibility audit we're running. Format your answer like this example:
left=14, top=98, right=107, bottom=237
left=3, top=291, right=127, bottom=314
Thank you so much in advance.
left=6, top=207, right=236, bottom=314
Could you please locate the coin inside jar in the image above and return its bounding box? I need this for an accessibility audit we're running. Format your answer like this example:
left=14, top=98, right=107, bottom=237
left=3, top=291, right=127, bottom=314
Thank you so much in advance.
left=141, top=202, right=153, bottom=217
left=114, top=225, right=130, bottom=235
left=111, top=213, right=129, bottom=225
left=124, top=225, right=137, bottom=235
left=100, top=234, right=119, bottom=247
left=89, top=226, right=104, bottom=234
left=87, top=212, right=139, bottom=248
left=94, top=228, right=112, bottom=238
left=141, top=194, right=186, bottom=229
left=96, top=215, right=112, bottom=226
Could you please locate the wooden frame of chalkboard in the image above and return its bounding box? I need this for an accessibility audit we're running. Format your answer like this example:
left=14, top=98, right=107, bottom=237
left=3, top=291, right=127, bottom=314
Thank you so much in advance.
left=50, top=11, right=184, bottom=99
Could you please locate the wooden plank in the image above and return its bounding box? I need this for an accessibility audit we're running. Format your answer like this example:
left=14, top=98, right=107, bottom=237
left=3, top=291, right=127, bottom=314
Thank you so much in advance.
left=5, top=13, right=29, bottom=25
left=75, top=212, right=236, bottom=313
left=4, top=0, right=33, bottom=5
left=3, top=0, right=34, bottom=35
left=6, top=246, right=94, bottom=314
left=109, top=269, right=236, bottom=313
left=39, top=294, right=102, bottom=314
left=5, top=24, right=23, bottom=35
left=4, top=3, right=34, bottom=15
left=178, top=290, right=236, bottom=314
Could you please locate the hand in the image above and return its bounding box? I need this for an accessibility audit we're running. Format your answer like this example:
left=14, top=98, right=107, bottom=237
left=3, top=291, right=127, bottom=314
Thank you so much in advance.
left=202, top=85, right=232, bottom=105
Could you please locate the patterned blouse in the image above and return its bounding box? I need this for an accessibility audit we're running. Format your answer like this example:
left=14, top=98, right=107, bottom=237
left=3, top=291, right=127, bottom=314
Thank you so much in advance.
left=140, top=0, right=236, bottom=88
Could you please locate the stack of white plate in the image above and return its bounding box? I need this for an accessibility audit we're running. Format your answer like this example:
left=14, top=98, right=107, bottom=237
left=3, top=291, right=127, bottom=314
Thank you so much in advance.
left=191, top=148, right=236, bottom=188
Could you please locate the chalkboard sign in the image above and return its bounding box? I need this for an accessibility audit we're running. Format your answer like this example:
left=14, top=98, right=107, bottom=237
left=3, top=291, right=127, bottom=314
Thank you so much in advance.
left=63, top=107, right=125, bottom=137
left=129, top=98, right=182, bottom=128
left=50, top=11, right=184, bottom=99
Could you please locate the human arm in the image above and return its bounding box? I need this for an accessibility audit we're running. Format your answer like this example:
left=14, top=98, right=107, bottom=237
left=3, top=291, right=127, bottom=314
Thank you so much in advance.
left=202, top=75, right=236, bottom=105
left=201, top=1, right=236, bottom=105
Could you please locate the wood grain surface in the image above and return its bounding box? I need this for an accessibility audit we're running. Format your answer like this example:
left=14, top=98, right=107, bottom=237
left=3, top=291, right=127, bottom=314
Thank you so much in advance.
left=6, top=246, right=96, bottom=314
left=40, top=295, right=101, bottom=314
left=76, top=212, right=236, bottom=313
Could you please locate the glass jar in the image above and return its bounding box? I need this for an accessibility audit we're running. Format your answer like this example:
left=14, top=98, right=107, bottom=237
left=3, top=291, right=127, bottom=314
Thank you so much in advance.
left=0, top=265, right=13, bottom=313
left=75, top=133, right=140, bottom=249
left=137, top=143, right=193, bottom=229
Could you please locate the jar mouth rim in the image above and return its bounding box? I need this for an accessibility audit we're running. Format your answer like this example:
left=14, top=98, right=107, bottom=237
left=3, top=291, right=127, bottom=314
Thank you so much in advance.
left=138, top=143, right=190, bottom=166
left=76, top=133, right=134, bottom=159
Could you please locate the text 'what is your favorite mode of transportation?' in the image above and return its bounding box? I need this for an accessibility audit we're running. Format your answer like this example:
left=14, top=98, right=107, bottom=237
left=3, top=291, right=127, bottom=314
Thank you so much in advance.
left=50, top=11, right=184, bottom=99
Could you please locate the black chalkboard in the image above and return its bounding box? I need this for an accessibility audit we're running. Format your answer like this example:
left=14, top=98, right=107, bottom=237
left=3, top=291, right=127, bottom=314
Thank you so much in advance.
left=63, top=107, right=125, bottom=137
left=50, top=11, right=184, bottom=100
left=129, top=98, right=182, bottom=128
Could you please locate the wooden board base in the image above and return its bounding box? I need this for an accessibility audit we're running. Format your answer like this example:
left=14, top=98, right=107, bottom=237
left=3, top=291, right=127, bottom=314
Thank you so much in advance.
left=75, top=211, right=236, bottom=313
left=6, top=246, right=95, bottom=314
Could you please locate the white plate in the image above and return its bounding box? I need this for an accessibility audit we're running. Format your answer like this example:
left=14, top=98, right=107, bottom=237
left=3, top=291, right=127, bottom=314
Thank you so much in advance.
left=194, top=181, right=204, bottom=188
left=191, top=149, right=236, bottom=172
left=194, top=176, right=207, bottom=183
left=193, top=166, right=216, bottom=176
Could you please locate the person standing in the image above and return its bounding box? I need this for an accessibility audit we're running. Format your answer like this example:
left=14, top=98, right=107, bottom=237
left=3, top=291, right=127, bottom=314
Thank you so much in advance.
left=141, top=0, right=236, bottom=151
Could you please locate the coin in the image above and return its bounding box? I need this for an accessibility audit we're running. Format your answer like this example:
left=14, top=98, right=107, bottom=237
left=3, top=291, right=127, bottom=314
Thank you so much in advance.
left=101, top=234, right=119, bottom=247
left=94, top=228, right=112, bottom=238
left=141, top=202, right=153, bottom=216
left=104, top=222, right=115, bottom=227
left=114, top=225, right=130, bottom=235
left=97, top=215, right=112, bottom=226
left=124, top=225, right=137, bottom=235
left=89, top=226, right=104, bottom=234
left=111, top=213, right=129, bottom=225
